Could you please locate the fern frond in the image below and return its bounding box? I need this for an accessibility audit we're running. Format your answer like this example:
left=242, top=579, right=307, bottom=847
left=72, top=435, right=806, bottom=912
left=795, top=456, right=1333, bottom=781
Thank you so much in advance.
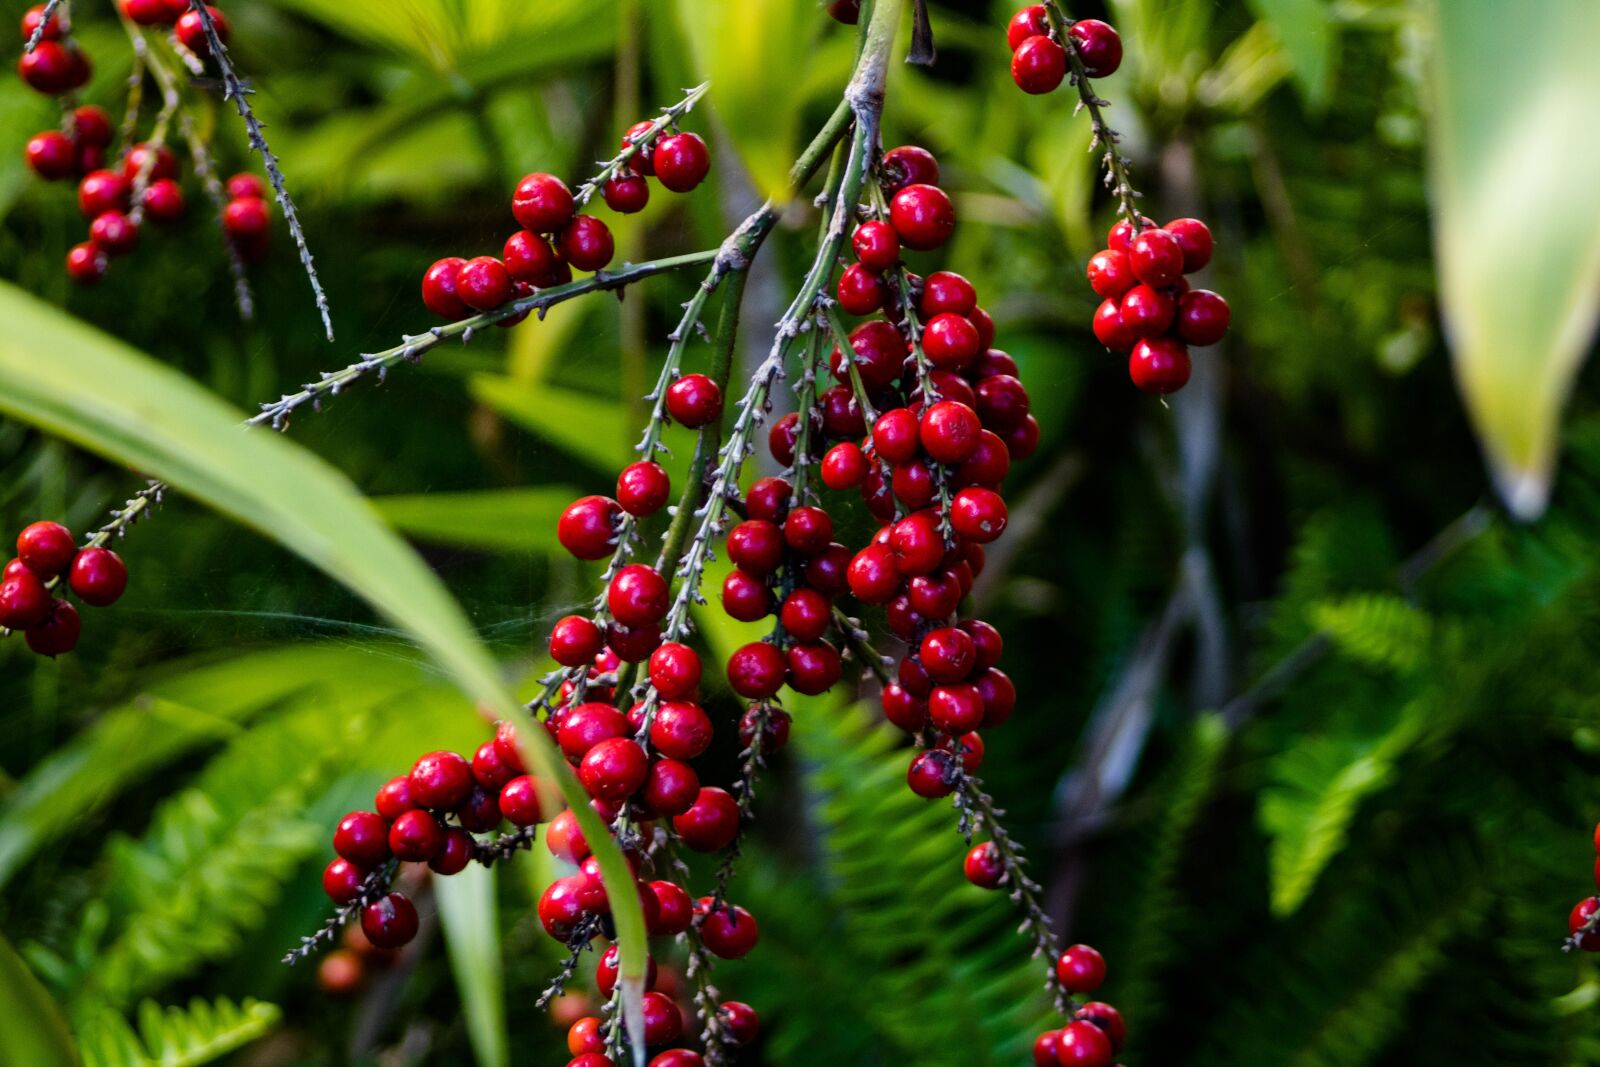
left=76, top=996, right=280, bottom=1067
left=1309, top=593, right=1433, bottom=674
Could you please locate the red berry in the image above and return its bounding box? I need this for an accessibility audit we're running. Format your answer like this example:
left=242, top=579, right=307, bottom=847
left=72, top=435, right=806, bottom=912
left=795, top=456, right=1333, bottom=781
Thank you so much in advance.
left=223, top=196, right=271, bottom=241
left=559, top=215, right=614, bottom=272
left=1033, top=1030, right=1063, bottom=1067
left=930, top=683, right=985, bottom=732
left=1074, top=1002, right=1126, bottom=1053
left=1086, top=248, right=1137, bottom=299
left=88, top=211, right=139, bottom=256
left=1056, top=943, right=1107, bottom=993
left=720, top=568, right=773, bottom=622
left=20, top=4, right=63, bottom=41
left=872, top=407, right=921, bottom=465
left=847, top=543, right=902, bottom=604
left=607, top=620, right=661, bottom=662
left=579, top=737, right=648, bottom=800
left=219, top=174, right=262, bottom=201
left=920, top=400, right=983, bottom=463
left=767, top=412, right=802, bottom=466
left=322, top=857, right=367, bottom=903
left=837, top=262, right=885, bottom=315
left=512, top=172, right=575, bottom=233
left=907, top=749, right=959, bottom=798
left=649, top=879, right=693, bottom=935
left=920, top=271, right=977, bottom=317
left=538, top=876, right=587, bottom=940
left=881, top=683, right=929, bottom=732
left=175, top=7, right=229, bottom=55
left=830, top=319, right=905, bottom=391
left=410, top=750, right=473, bottom=809
left=550, top=615, right=604, bottom=667
left=559, top=702, right=630, bottom=760
left=1165, top=216, right=1213, bottom=272
left=1055, top=1019, right=1113, bottom=1067
left=952, top=486, right=1008, bottom=543
left=727, top=641, right=787, bottom=699
left=388, top=808, right=444, bottom=861
left=665, top=373, right=723, bottom=428
left=140, top=179, right=186, bottom=224
left=121, top=0, right=172, bottom=26
left=881, top=145, right=939, bottom=192
left=852, top=220, right=900, bottom=271
left=783, top=506, right=833, bottom=555
left=78, top=170, right=130, bottom=219
left=1176, top=288, right=1230, bottom=346
left=24, top=599, right=78, bottom=656
left=1128, top=227, right=1185, bottom=287
left=123, top=142, right=179, bottom=183
left=1067, top=18, right=1124, bottom=78
left=673, top=786, right=739, bottom=851
left=622, top=120, right=658, bottom=175
left=1129, top=337, right=1191, bottom=394
left=890, top=510, right=945, bottom=576
left=639, top=990, right=682, bottom=1045
left=469, top=742, right=513, bottom=791
left=18, top=40, right=74, bottom=94
left=650, top=699, right=713, bottom=760
left=779, top=587, right=831, bottom=642
left=568, top=1016, right=606, bottom=1056
left=785, top=640, right=841, bottom=694
left=0, top=570, right=51, bottom=629
left=453, top=256, right=511, bottom=311
left=921, top=626, right=976, bottom=681
left=648, top=643, right=701, bottom=700
left=1571, top=897, right=1600, bottom=949
left=421, top=257, right=469, bottom=319
left=923, top=313, right=980, bottom=370
left=595, top=944, right=657, bottom=997
left=739, top=705, right=792, bottom=751
left=652, top=132, right=710, bottom=193
left=17, top=521, right=75, bottom=576
left=1119, top=283, right=1176, bottom=339
left=964, top=842, right=1005, bottom=888
left=65, top=242, right=107, bottom=285
left=727, top=519, right=784, bottom=575
left=946, top=730, right=985, bottom=772
left=66, top=546, right=127, bottom=606
left=697, top=899, right=759, bottom=958
left=334, top=811, right=391, bottom=866
left=608, top=564, right=668, bottom=627
left=1012, top=35, right=1067, bottom=94
left=956, top=429, right=1010, bottom=488
left=822, top=442, right=869, bottom=489
left=25, top=131, right=75, bottom=180
left=641, top=757, right=699, bottom=817
left=602, top=174, right=650, bottom=214
left=720, top=1001, right=760, bottom=1046
left=500, top=231, right=557, bottom=286
left=1006, top=5, right=1050, bottom=50
left=908, top=571, right=961, bottom=618
left=889, top=183, right=955, bottom=251
left=361, top=892, right=419, bottom=949
left=558, top=495, right=621, bottom=560
left=1092, top=298, right=1136, bottom=351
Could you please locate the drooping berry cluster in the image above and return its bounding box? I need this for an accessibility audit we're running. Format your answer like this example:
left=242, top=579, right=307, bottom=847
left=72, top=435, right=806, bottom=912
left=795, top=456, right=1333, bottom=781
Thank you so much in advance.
left=421, top=117, right=710, bottom=325
left=1030, top=945, right=1125, bottom=1066
left=0, top=521, right=127, bottom=656
left=16, top=3, right=91, bottom=97
left=1007, top=8, right=1121, bottom=94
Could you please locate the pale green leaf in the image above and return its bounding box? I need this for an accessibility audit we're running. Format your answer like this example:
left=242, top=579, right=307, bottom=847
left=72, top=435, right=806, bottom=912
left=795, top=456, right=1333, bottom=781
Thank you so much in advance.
left=435, top=865, right=507, bottom=1067
left=470, top=375, right=631, bottom=473
left=374, top=487, right=576, bottom=552
left=1243, top=0, right=1336, bottom=109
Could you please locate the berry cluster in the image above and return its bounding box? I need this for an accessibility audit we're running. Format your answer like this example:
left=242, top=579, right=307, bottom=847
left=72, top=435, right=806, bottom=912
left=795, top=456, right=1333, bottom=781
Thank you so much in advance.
left=1564, top=820, right=1600, bottom=952
left=1006, top=8, right=1121, bottom=94
left=16, top=3, right=90, bottom=97
left=0, top=521, right=127, bottom=656
left=119, top=0, right=231, bottom=54
left=421, top=120, right=710, bottom=324
left=1088, top=216, right=1230, bottom=393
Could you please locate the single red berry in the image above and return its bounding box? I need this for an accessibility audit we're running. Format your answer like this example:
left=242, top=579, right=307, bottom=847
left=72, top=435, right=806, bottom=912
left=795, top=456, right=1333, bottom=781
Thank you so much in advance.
left=643, top=879, right=692, bottom=937
left=1129, top=337, right=1191, bottom=394
left=908, top=571, right=961, bottom=619
left=334, top=811, right=391, bottom=866
left=426, top=827, right=468, bottom=875
left=1107, top=216, right=1157, bottom=252
left=768, top=410, right=805, bottom=467
left=122, top=142, right=179, bottom=183
left=1176, top=288, right=1231, bottom=346
left=388, top=808, right=444, bottom=862
left=650, top=701, right=714, bottom=762
left=727, top=641, right=787, bottom=699
left=17, top=40, right=74, bottom=93
left=907, top=749, right=959, bottom=798
left=1055, top=1020, right=1113, bottom=1067
left=807, top=542, right=852, bottom=596
left=69, top=107, right=112, bottom=148
left=890, top=510, right=945, bottom=576
left=410, top=750, right=473, bottom=809
left=853, top=220, right=900, bottom=271
left=499, top=231, right=557, bottom=286
left=1092, top=298, right=1136, bottom=351
left=726, top=519, right=783, bottom=575
left=871, top=407, right=920, bottom=465
left=961, top=618, right=1004, bottom=669
left=821, top=442, right=868, bottom=490
left=847, top=543, right=902, bottom=604
left=421, top=257, right=469, bottom=319
left=1165, top=216, right=1213, bottom=272
left=889, top=183, right=955, bottom=251
left=697, top=898, right=760, bottom=958
left=881, top=145, right=939, bottom=192
left=837, top=262, right=886, bottom=315
left=558, top=495, right=622, bottom=561
left=920, top=271, right=977, bottom=317
left=720, top=568, right=773, bottom=621
left=122, top=0, right=172, bottom=28
left=923, top=313, right=980, bottom=370
left=638, top=989, right=683, bottom=1046
left=621, top=120, right=658, bottom=175
left=539, top=875, right=591, bottom=941
left=78, top=170, right=130, bottom=219
left=141, top=179, right=186, bottom=224
left=1128, top=227, right=1185, bottom=287
left=579, top=737, right=648, bottom=801
left=783, top=506, right=833, bottom=555
left=602, top=173, right=650, bottom=214
left=1086, top=248, right=1137, bottom=299
left=20, top=3, right=64, bottom=41
left=549, top=615, right=604, bottom=667
left=219, top=174, right=263, bottom=201
left=1119, top=283, right=1176, bottom=339
left=956, top=429, right=1011, bottom=488
left=739, top=705, right=791, bottom=752
left=1032, top=1030, right=1063, bottom=1067
left=65, top=242, right=107, bottom=285
left=1012, top=35, right=1067, bottom=94
left=559, top=702, right=631, bottom=760
left=512, top=172, right=576, bottom=233
left=1571, top=897, right=1600, bottom=949
left=223, top=196, right=272, bottom=241
left=945, top=730, right=985, bottom=772
left=831, top=319, right=906, bottom=390
left=67, top=546, right=127, bottom=606
left=720, top=1001, right=760, bottom=1046
left=1068, top=18, right=1124, bottom=78
left=653, top=132, right=710, bottom=193
left=0, top=571, right=52, bottom=629
left=539, top=809, right=586, bottom=865
left=88, top=211, right=139, bottom=256
left=17, top=521, right=75, bottom=576
left=881, top=683, right=929, bottom=732
left=559, top=215, right=614, bottom=272
left=921, top=626, right=977, bottom=681
left=489, top=775, right=542, bottom=827
left=24, top=599, right=79, bottom=656
left=608, top=564, right=668, bottom=627
left=673, top=786, right=740, bottom=851
left=469, top=741, right=514, bottom=791
left=952, top=486, right=1008, bottom=543
left=595, top=944, right=658, bottom=997
left=827, top=0, right=861, bottom=23
left=1075, top=1002, right=1126, bottom=1053
left=176, top=7, right=229, bottom=55
left=648, top=643, right=702, bottom=700
left=361, top=892, right=419, bottom=949
left=920, top=400, right=983, bottom=464
left=25, top=131, right=75, bottom=180
left=1056, top=943, right=1107, bottom=993
left=930, top=683, right=985, bottom=732
left=964, top=842, right=1005, bottom=888
left=1006, top=5, right=1050, bottom=50
left=373, top=776, right=416, bottom=819
left=665, top=373, right=723, bottom=428
left=322, top=857, right=367, bottom=903
left=779, top=587, right=832, bottom=642
left=786, top=640, right=841, bottom=694
left=568, top=1016, right=607, bottom=1057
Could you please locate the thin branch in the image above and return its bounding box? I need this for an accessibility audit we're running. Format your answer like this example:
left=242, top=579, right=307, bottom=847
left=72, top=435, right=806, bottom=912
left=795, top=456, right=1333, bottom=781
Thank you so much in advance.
left=22, top=0, right=66, bottom=53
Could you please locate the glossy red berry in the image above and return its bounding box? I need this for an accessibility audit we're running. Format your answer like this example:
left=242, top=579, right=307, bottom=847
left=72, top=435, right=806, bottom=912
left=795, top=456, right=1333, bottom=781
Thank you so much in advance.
left=141, top=179, right=186, bottom=224
left=907, top=749, right=959, bottom=798
left=1032, top=1030, right=1063, bottom=1067
left=783, top=506, right=833, bottom=555
left=837, top=262, right=886, bottom=315
left=652, top=132, right=710, bottom=192
left=550, top=615, right=604, bottom=667
left=871, top=407, right=920, bottom=465
left=727, top=641, right=787, bottom=699
left=919, top=272, right=976, bottom=318
left=223, top=196, right=272, bottom=241
left=20, top=4, right=64, bottom=41
left=568, top=1016, right=606, bottom=1056
left=889, top=183, right=955, bottom=251
left=930, top=683, right=985, bottom=732
left=121, top=0, right=173, bottom=25
left=24, top=599, right=78, bottom=656
left=18, top=40, right=74, bottom=93
left=1572, top=897, right=1600, bottom=948
left=361, top=892, right=419, bottom=949
left=493, top=774, right=541, bottom=826
left=67, top=546, right=127, bottom=606
left=1006, top=5, right=1050, bottom=50
left=786, top=640, right=841, bottom=694
left=175, top=7, right=228, bottom=55
left=602, top=174, right=650, bottom=214
left=334, top=811, right=391, bottom=866
left=595, top=944, right=658, bottom=998
left=890, top=510, right=945, bottom=576
left=674, top=786, right=740, bottom=851
left=739, top=705, right=791, bottom=752
left=470, top=742, right=514, bottom=792
left=1086, top=248, right=1137, bottom=299
left=558, top=495, right=621, bottom=560
left=123, top=142, right=179, bottom=183
left=579, top=737, right=648, bottom=801
left=410, top=750, right=473, bottom=809
left=622, top=120, right=658, bottom=175
left=374, top=776, right=416, bottom=819
left=639, top=989, right=683, bottom=1045
left=17, top=521, right=76, bottom=576
left=853, top=220, right=900, bottom=271
left=1068, top=18, right=1124, bottom=78
left=648, top=643, right=702, bottom=700
left=1075, top=1002, right=1126, bottom=1053
left=89, top=211, right=139, bottom=256
left=908, top=571, right=961, bottom=619
left=221, top=173, right=264, bottom=200
left=720, top=1001, right=760, bottom=1046
left=1056, top=943, right=1107, bottom=993
left=1129, top=337, right=1191, bottom=394
left=25, top=131, right=75, bottom=180
left=421, top=257, right=469, bottom=319
left=923, top=313, right=980, bottom=370
left=779, top=587, right=831, bottom=642
left=831, top=319, right=905, bottom=391
left=1128, top=227, right=1185, bottom=287
left=665, top=373, right=723, bottom=428
left=512, top=172, right=574, bottom=233
left=951, top=487, right=1008, bottom=543
left=847, top=543, right=902, bottom=604
left=1012, top=35, right=1067, bottom=94
left=1093, top=298, right=1136, bottom=351
left=1165, top=216, right=1213, bottom=272
left=322, top=857, right=367, bottom=903
left=920, top=400, right=983, bottom=463
left=538, top=876, right=587, bottom=940
left=65, top=242, right=107, bottom=285
left=1119, top=283, right=1176, bottom=340
left=78, top=170, right=130, bottom=219
left=881, top=145, right=939, bottom=192
left=921, top=626, right=976, bottom=682
left=807, top=542, right=851, bottom=596
left=697, top=899, right=760, bottom=958
left=500, top=231, right=556, bottom=287
left=648, top=700, right=711, bottom=761
left=388, top=809, right=444, bottom=861
left=720, top=568, right=773, bottom=622
left=641, top=757, right=698, bottom=817
left=608, top=564, right=668, bottom=627
left=1176, top=289, right=1230, bottom=346
left=452, top=256, right=511, bottom=311
left=822, top=442, right=869, bottom=490
left=1056, top=1019, right=1113, bottom=1067
left=956, top=429, right=1010, bottom=487
left=727, top=519, right=784, bottom=575
left=559, top=215, right=614, bottom=272
left=964, top=842, right=1005, bottom=888
left=0, top=570, right=51, bottom=629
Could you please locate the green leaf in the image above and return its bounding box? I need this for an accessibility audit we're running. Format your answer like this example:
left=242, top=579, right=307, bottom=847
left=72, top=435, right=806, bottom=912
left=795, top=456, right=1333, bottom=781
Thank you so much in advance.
left=470, top=375, right=631, bottom=474
left=76, top=996, right=278, bottom=1067
left=1429, top=0, right=1600, bottom=518
left=0, top=931, right=79, bottom=1067
left=1242, top=0, right=1335, bottom=109
left=374, top=487, right=577, bottom=552
left=0, top=282, right=649, bottom=1051
left=435, top=864, right=507, bottom=1067
left=1309, top=594, right=1433, bottom=674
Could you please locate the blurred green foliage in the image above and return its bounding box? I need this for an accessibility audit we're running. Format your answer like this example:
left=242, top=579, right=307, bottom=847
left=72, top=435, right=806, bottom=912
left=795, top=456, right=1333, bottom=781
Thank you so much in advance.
left=3, top=1, right=1600, bottom=1065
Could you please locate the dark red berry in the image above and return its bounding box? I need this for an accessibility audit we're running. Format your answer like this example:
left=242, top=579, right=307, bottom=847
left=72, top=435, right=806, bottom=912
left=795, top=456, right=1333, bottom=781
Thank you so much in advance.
left=780, top=587, right=832, bottom=642
left=559, top=215, right=614, bottom=272
left=746, top=477, right=793, bottom=525
left=223, top=196, right=271, bottom=241
left=558, top=495, right=622, bottom=560
left=1165, top=216, right=1213, bottom=272
left=727, top=519, right=784, bottom=575
left=538, top=876, right=587, bottom=939
left=908, top=571, right=961, bottom=619
left=956, top=429, right=1010, bottom=487
left=1006, top=5, right=1049, bottom=50
left=648, top=879, right=693, bottom=936
left=121, top=0, right=172, bottom=25
left=453, top=256, right=512, bottom=311
left=361, top=892, right=419, bottom=949
left=224, top=173, right=265, bottom=200
left=430, top=828, right=472, bottom=875
left=785, top=640, right=841, bottom=694
left=1056, top=1019, right=1113, bottom=1067
left=1086, top=248, right=1136, bottom=299
left=807, top=541, right=852, bottom=595
left=639, top=990, right=683, bottom=1045
left=674, top=786, right=739, bottom=851
left=622, top=120, right=658, bottom=175
left=665, top=373, right=723, bottom=428
left=1129, top=337, right=1191, bottom=394
left=891, top=511, right=945, bottom=576
left=410, top=750, right=473, bottom=809
left=141, top=179, right=186, bottom=224
left=602, top=174, right=650, bottom=213
left=1176, top=289, right=1230, bottom=346
left=1128, top=227, right=1185, bottom=287
left=18, top=40, right=74, bottom=94
left=1056, top=943, right=1107, bottom=993
left=1075, top=1002, right=1126, bottom=1053
left=388, top=808, right=444, bottom=861
left=175, top=7, right=228, bottom=55
left=0, top=570, right=51, bottom=629
left=871, top=407, right=920, bottom=465
left=78, top=170, right=130, bottom=219
left=579, top=737, right=648, bottom=800
left=1067, top=18, right=1123, bottom=78
left=822, top=442, right=868, bottom=489
left=653, top=132, right=710, bottom=192
left=738, top=705, right=791, bottom=752
left=1119, top=283, right=1176, bottom=339
left=889, top=183, right=955, bottom=251
left=499, top=775, right=546, bottom=826
left=726, top=641, right=787, bottom=699
left=721, top=568, right=773, bottom=622
left=853, top=220, right=900, bottom=271
left=67, top=546, right=127, bottom=606
left=608, top=564, right=668, bottom=627
left=837, top=262, right=886, bottom=315
left=421, top=257, right=469, bottom=319
left=648, top=643, right=702, bottom=700
left=882, top=683, right=929, bottom=732
left=20, top=4, right=64, bottom=41
left=334, top=811, right=390, bottom=866
left=830, top=319, right=905, bottom=390
left=847, top=543, right=902, bottom=604
left=24, top=599, right=79, bottom=656
left=550, top=615, right=604, bottom=667
left=123, top=142, right=179, bottom=183
left=595, top=944, right=658, bottom=997
left=964, top=842, right=1005, bottom=888
left=720, top=1001, right=760, bottom=1046
left=696, top=898, right=759, bottom=958
left=921, top=626, right=976, bottom=682
left=1012, top=35, right=1067, bottom=94
left=952, top=487, right=1008, bottom=543
left=907, top=749, right=959, bottom=798
left=650, top=699, right=713, bottom=760
left=25, top=131, right=75, bottom=180
left=89, top=211, right=139, bottom=256
left=65, top=242, right=106, bottom=285
left=1093, top=298, right=1135, bottom=351
left=17, top=521, right=75, bottom=576
left=783, top=506, right=833, bottom=555
left=881, top=145, right=939, bottom=192
left=1571, top=897, right=1600, bottom=949
left=1033, top=1030, right=1063, bottom=1067
left=512, top=172, right=574, bottom=233
left=322, top=857, right=367, bottom=903
left=639, top=757, right=698, bottom=819
left=559, top=702, right=631, bottom=760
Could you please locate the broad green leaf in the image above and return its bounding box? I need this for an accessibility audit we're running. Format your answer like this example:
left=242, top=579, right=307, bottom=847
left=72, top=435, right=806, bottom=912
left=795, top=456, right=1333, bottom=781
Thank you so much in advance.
left=1429, top=0, right=1600, bottom=518
left=0, top=282, right=649, bottom=1052
left=374, top=487, right=577, bottom=552
left=1243, top=0, right=1335, bottom=109
left=0, top=931, right=79, bottom=1067
left=435, top=865, right=507, bottom=1067
left=471, top=375, right=631, bottom=473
